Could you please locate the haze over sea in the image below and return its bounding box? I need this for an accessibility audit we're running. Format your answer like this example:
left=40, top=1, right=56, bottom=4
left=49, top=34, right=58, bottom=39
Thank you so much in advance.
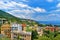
left=39, top=21, right=60, bottom=25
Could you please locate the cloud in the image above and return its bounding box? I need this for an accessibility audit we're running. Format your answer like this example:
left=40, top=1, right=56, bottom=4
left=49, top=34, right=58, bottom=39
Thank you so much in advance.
left=33, top=7, right=46, bottom=12
left=46, top=0, right=54, bottom=2
left=0, top=0, right=60, bottom=21
left=0, top=0, right=47, bottom=20
left=0, top=0, right=47, bottom=21
left=34, top=8, right=60, bottom=21
left=57, top=0, right=60, bottom=2
left=0, top=1, right=17, bottom=9
left=35, top=13, right=60, bottom=21
left=57, top=3, right=60, bottom=8
left=48, top=14, right=57, bottom=16
left=0, top=1, right=46, bottom=12
left=22, top=0, right=29, bottom=2
left=8, top=9, right=34, bottom=19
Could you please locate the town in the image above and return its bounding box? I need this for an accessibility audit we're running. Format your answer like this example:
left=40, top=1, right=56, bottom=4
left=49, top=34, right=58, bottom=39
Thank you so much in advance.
left=0, top=18, right=60, bottom=40
left=0, top=0, right=60, bottom=40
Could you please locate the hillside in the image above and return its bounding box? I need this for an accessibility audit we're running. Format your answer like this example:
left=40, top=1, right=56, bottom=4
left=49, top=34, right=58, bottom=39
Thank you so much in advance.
left=0, top=10, right=38, bottom=26
left=0, top=10, right=20, bottom=22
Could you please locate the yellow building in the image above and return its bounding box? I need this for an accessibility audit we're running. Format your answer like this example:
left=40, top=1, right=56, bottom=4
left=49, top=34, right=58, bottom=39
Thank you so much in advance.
left=32, top=24, right=38, bottom=30
left=1, top=23, right=11, bottom=38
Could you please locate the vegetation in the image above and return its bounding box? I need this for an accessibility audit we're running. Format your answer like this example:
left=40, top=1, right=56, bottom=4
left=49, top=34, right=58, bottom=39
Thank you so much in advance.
left=32, top=30, right=38, bottom=40
left=1, top=10, right=60, bottom=40
left=26, top=26, right=32, bottom=32
left=0, top=10, right=38, bottom=25
left=34, top=30, right=60, bottom=40
left=37, top=36, right=51, bottom=40
left=0, top=34, right=10, bottom=40
left=54, top=34, right=60, bottom=40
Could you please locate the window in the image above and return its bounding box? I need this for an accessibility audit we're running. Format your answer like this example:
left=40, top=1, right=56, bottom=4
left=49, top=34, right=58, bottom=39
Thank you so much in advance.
left=11, top=27, right=18, bottom=31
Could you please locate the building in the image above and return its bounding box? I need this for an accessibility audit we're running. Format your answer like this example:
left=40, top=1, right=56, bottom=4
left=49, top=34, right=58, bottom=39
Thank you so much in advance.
left=11, top=23, right=22, bottom=32
left=0, top=18, right=11, bottom=38
left=1, top=23, right=11, bottom=38
left=11, top=31, right=31, bottom=40
left=37, top=27, right=43, bottom=36
left=11, top=23, right=31, bottom=40
left=0, top=18, right=8, bottom=23
left=44, top=26, right=58, bottom=32
left=22, top=23, right=27, bottom=31
left=32, top=24, right=38, bottom=30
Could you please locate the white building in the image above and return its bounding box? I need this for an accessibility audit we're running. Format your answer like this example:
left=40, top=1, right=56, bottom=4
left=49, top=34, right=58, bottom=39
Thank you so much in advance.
left=11, top=23, right=22, bottom=32
left=37, top=27, right=43, bottom=36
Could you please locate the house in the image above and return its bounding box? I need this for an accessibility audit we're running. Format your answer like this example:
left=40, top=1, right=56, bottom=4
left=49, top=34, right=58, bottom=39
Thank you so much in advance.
left=11, top=31, right=31, bottom=40
left=37, top=27, right=43, bottom=36
left=1, top=23, right=11, bottom=38
left=22, top=23, right=27, bottom=31
left=11, top=23, right=31, bottom=40
left=44, top=26, right=58, bottom=32
left=0, top=18, right=7, bottom=24
left=11, top=23, right=22, bottom=32
left=0, top=18, right=11, bottom=38
left=32, top=24, right=38, bottom=30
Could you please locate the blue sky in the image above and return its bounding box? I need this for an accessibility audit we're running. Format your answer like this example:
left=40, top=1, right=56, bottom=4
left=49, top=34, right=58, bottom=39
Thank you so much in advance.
left=0, top=0, right=60, bottom=21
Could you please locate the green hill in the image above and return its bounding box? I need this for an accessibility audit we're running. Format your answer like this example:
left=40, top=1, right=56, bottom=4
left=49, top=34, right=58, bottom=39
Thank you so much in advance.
left=0, top=10, right=20, bottom=22
left=0, top=10, right=38, bottom=26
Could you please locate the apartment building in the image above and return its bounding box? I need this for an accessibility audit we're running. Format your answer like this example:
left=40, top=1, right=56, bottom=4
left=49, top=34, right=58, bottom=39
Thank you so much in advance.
left=37, top=27, right=43, bottom=36
left=11, top=23, right=31, bottom=40
left=1, top=23, right=11, bottom=38
left=44, top=26, right=58, bottom=32
left=11, top=31, right=31, bottom=40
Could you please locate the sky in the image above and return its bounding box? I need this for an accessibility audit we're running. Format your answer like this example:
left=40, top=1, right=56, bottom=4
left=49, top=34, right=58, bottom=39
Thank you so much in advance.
left=0, top=0, right=60, bottom=21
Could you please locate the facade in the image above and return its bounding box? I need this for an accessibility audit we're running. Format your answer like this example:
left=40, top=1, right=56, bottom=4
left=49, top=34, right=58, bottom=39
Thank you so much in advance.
left=11, top=23, right=22, bottom=32
left=44, top=26, right=58, bottom=32
left=22, top=23, right=27, bottom=31
left=1, top=23, right=11, bottom=38
left=37, top=27, right=43, bottom=36
left=32, top=24, right=38, bottom=30
left=0, top=18, right=7, bottom=25
left=0, top=18, right=11, bottom=38
left=11, top=31, right=31, bottom=40
left=11, top=23, right=31, bottom=40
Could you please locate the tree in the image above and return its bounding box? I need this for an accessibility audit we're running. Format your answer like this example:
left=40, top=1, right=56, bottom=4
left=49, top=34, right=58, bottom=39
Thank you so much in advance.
left=32, top=30, right=38, bottom=40
left=37, top=36, right=51, bottom=40
left=43, top=30, right=55, bottom=40
left=39, top=24, right=46, bottom=27
left=54, top=34, right=60, bottom=40
left=26, top=26, right=32, bottom=32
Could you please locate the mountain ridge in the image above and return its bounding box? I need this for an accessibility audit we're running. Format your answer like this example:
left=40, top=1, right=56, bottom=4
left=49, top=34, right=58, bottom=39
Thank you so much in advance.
left=0, top=10, right=38, bottom=25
